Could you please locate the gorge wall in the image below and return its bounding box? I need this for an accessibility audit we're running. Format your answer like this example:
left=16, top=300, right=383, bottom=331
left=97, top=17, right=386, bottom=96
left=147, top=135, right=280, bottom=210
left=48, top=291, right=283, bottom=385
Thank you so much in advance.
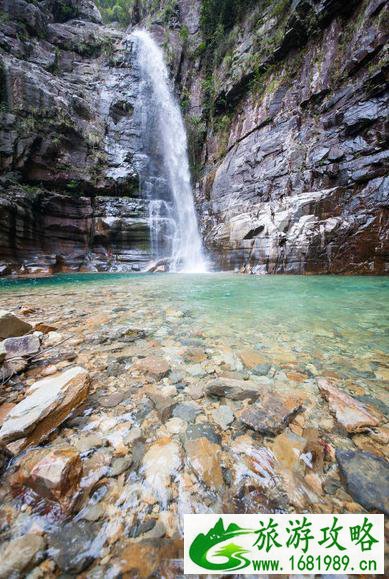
left=0, top=0, right=388, bottom=275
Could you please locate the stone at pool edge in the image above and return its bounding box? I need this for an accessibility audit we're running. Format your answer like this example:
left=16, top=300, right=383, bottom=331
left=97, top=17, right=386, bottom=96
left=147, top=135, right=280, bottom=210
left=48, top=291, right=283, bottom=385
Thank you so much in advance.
left=336, top=449, right=389, bottom=515
left=0, top=309, right=33, bottom=340
left=0, top=366, right=90, bottom=452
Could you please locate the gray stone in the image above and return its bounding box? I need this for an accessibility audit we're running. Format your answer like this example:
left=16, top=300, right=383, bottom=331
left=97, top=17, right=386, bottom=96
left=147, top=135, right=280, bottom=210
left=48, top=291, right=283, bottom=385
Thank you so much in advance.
left=48, top=520, right=101, bottom=573
left=212, top=405, right=235, bottom=430
left=336, top=450, right=389, bottom=515
left=3, top=335, right=40, bottom=358
left=173, top=402, right=201, bottom=422
left=110, top=456, right=133, bottom=477
left=251, top=363, right=271, bottom=376
left=185, top=423, right=220, bottom=444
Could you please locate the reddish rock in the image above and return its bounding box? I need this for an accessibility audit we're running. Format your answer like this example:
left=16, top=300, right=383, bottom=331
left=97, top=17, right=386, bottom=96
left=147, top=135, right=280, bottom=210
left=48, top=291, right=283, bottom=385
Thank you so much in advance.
left=34, top=322, right=58, bottom=334
left=318, top=378, right=380, bottom=433
left=240, top=394, right=304, bottom=435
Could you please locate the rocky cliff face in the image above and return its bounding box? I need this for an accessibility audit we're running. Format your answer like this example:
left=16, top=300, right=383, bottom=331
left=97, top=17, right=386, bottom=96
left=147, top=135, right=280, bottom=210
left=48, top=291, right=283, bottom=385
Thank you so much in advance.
left=0, top=0, right=152, bottom=274
left=0, top=0, right=388, bottom=275
left=182, top=0, right=388, bottom=273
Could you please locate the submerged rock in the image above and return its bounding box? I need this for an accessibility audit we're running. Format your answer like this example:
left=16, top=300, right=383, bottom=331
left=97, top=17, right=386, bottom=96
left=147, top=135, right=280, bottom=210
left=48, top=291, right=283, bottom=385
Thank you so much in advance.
left=318, top=378, right=380, bottom=432
left=185, top=436, right=224, bottom=490
left=240, top=395, right=304, bottom=435
left=10, top=446, right=82, bottom=511
left=0, top=534, right=46, bottom=579
left=0, top=443, right=12, bottom=475
left=142, top=438, right=182, bottom=503
left=239, top=349, right=267, bottom=369
left=336, top=449, right=389, bottom=515
left=135, top=356, right=170, bottom=380
left=0, top=366, right=90, bottom=452
left=206, top=378, right=260, bottom=401
left=0, top=310, right=33, bottom=340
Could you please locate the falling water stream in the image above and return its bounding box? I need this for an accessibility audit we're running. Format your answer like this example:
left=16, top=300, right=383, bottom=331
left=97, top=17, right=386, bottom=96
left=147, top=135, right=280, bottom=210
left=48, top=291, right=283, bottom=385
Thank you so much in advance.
left=132, top=30, right=207, bottom=273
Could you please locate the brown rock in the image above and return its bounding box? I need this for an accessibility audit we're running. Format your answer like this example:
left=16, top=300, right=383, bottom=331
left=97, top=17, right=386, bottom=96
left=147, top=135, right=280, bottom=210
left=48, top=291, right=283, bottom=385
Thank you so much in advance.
left=116, top=539, right=182, bottom=577
left=185, top=436, right=224, bottom=489
left=239, top=349, right=266, bottom=369
left=318, top=378, right=380, bottom=432
left=0, top=310, right=33, bottom=339
left=0, top=534, right=46, bottom=579
left=10, top=446, right=82, bottom=511
left=135, top=356, right=170, bottom=380
left=240, top=394, right=304, bottom=435
left=184, top=348, right=207, bottom=363
left=34, top=322, right=58, bottom=334
left=0, top=366, right=90, bottom=452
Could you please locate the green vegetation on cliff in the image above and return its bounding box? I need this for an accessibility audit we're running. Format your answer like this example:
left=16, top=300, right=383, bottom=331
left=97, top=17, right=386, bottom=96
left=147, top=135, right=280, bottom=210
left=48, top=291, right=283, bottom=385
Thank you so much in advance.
left=95, top=0, right=134, bottom=25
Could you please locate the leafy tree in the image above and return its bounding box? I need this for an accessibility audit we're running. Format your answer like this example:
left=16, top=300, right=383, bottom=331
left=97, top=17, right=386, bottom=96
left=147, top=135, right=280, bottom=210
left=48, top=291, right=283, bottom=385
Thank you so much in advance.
left=95, top=0, right=135, bottom=26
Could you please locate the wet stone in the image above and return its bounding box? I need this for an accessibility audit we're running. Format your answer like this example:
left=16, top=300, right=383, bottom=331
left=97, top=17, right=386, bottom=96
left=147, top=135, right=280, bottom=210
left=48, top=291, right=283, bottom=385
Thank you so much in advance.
left=0, top=534, right=46, bottom=579
left=110, top=455, right=133, bottom=476
left=206, top=378, right=260, bottom=401
left=48, top=520, right=101, bottom=574
left=318, top=378, right=380, bottom=432
left=336, top=449, right=389, bottom=515
left=240, top=397, right=304, bottom=436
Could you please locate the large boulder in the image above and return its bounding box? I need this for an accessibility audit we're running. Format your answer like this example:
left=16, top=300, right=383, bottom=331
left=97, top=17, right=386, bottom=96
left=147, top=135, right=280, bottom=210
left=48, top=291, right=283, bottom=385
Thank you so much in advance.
left=0, top=310, right=33, bottom=339
left=0, top=366, right=90, bottom=452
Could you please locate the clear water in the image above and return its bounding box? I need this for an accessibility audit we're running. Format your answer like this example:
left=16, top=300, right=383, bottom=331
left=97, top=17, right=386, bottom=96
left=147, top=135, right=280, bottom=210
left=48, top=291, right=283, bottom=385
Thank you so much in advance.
left=2, top=273, right=388, bottom=367
left=1, top=273, right=388, bottom=574
left=132, top=30, right=206, bottom=272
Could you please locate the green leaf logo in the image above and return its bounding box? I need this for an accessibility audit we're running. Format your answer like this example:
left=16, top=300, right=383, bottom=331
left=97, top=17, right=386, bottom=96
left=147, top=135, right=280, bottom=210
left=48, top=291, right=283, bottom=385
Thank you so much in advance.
left=189, top=517, right=254, bottom=571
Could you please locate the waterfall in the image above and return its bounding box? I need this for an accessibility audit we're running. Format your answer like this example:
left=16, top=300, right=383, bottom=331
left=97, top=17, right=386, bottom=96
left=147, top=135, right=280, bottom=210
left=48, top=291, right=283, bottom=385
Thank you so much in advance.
left=131, top=30, right=207, bottom=273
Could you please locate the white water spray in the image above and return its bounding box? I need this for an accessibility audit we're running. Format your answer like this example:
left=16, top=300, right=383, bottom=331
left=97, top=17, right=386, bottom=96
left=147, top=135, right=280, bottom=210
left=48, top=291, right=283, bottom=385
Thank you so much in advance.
left=132, top=30, right=207, bottom=273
